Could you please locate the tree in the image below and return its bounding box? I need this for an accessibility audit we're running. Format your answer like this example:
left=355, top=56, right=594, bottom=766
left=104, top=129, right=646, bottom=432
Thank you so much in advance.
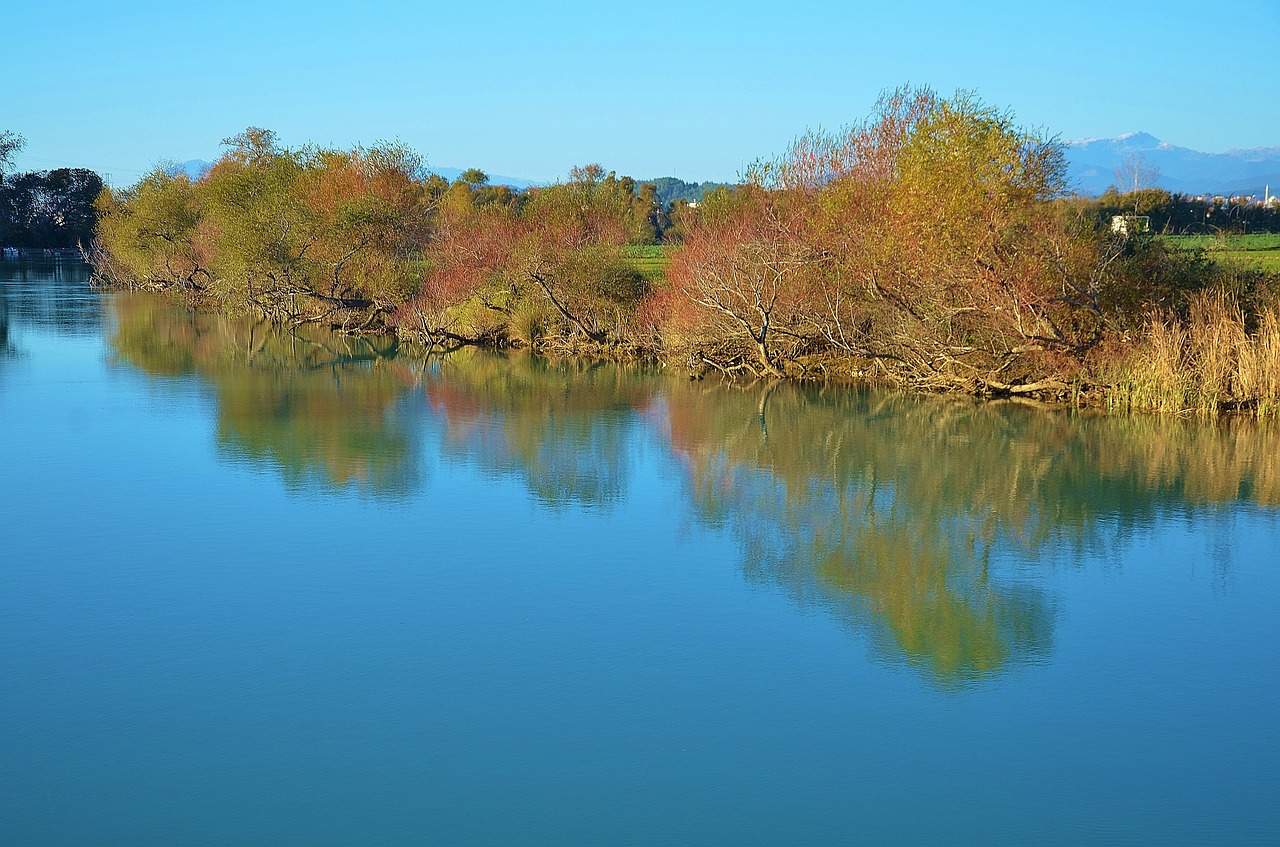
left=668, top=86, right=1110, bottom=393
left=94, top=168, right=206, bottom=287
left=508, top=166, right=653, bottom=345
left=1, top=167, right=105, bottom=249
left=1114, top=152, right=1160, bottom=195
left=0, top=130, right=24, bottom=181
left=668, top=184, right=822, bottom=377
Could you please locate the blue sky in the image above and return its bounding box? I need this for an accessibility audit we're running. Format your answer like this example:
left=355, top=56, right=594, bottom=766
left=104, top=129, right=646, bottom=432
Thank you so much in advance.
left=5, top=0, right=1277, bottom=185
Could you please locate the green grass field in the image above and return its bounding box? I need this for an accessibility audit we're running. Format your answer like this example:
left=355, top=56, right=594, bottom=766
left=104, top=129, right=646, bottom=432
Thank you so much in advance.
left=624, top=245, right=672, bottom=283
left=1163, top=233, right=1280, bottom=273
left=1214, top=251, right=1280, bottom=273
left=1165, top=233, right=1280, bottom=251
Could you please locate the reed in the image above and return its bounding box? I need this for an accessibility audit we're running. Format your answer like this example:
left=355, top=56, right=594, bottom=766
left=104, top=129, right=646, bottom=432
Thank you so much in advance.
left=1106, top=290, right=1280, bottom=417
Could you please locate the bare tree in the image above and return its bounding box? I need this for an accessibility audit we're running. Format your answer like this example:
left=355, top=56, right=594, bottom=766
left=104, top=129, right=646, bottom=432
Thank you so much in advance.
left=1114, top=152, right=1160, bottom=194
left=0, top=130, right=25, bottom=182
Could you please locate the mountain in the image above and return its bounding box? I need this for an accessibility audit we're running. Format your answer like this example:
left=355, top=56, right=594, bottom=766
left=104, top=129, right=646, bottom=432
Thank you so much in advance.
left=1065, top=133, right=1280, bottom=197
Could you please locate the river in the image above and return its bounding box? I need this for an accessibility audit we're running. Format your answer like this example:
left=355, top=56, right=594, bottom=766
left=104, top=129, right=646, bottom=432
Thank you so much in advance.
left=1, top=260, right=1277, bottom=845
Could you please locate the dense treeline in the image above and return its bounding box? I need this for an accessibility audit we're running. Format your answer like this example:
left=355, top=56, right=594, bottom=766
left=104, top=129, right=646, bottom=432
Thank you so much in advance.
left=646, top=176, right=730, bottom=207
left=654, top=89, right=1277, bottom=402
left=0, top=131, right=104, bottom=250
left=93, top=128, right=664, bottom=342
left=0, top=168, right=103, bottom=249
left=1070, top=188, right=1280, bottom=234
left=88, top=88, right=1280, bottom=412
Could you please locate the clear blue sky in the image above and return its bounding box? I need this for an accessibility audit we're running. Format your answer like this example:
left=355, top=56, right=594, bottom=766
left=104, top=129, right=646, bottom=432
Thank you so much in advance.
left=5, top=0, right=1277, bottom=186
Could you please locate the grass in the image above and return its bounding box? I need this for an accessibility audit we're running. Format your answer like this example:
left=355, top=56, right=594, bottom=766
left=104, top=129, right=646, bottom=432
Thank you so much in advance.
left=623, top=244, right=673, bottom=284
left=624, top=245, right=669, bottom=259
left=1105, top=290, right=1280, bottom=417
left=1214, top=251, right=1280, bottom=273
left=1165, top=233, right=1280, bottom=252
left=1163, top=233, right=1280, bottom=272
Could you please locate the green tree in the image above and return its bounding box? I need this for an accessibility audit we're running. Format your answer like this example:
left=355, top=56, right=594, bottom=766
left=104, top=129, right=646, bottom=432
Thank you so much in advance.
left=95, top=168, right=206, bottom=288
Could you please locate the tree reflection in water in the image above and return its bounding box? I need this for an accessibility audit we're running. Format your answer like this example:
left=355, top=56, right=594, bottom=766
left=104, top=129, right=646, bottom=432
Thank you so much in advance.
left=109, top=293, right=420, bottom=497
left=421, top=348, right=655, bottom=510
left=653, top=379, right=1280, bottom=683
left=107, top=294, right=1280, bottom=684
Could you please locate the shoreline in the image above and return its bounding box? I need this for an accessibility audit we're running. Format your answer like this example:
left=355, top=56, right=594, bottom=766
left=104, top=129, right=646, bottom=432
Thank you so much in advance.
left=87, top=276, right=1280, bottom=419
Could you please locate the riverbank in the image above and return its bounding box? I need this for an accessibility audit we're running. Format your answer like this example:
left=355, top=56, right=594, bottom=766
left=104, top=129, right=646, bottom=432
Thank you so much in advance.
left=89, top=90, right=1280, bottom=415
left=88, top=265, right=1280, bottom=418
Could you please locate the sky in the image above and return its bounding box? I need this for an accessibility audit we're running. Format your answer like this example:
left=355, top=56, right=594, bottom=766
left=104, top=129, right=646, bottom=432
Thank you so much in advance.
left=4, top=0, right=1277, bottom=186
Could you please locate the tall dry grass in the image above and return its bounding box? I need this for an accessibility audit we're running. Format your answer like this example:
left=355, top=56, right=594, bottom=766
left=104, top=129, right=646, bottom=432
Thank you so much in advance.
left=1106, top=289, right=1280, bottom=416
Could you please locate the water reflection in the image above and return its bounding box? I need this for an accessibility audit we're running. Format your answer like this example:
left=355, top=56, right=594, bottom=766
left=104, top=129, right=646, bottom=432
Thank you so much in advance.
left=100, top=290, right=1280, bottom=684
left=108, top=294, right=421, bottom=496
left=653, top=382, right=1062, bottom=683
left=0, top=294, right=13, bottom=360
left=421, top=349, right=654, bottom=509
left=0, top=259, right=100, bottom=335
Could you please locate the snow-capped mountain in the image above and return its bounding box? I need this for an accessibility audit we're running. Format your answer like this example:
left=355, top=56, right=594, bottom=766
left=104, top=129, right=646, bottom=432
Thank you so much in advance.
left=1065, top=133, right=1280, bottom=197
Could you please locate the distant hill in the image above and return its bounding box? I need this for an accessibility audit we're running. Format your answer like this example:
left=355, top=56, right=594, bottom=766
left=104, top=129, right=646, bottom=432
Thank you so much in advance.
left=1066, top=133, right=1280, bottom=197
left=642, top=177, right=731, bottom=207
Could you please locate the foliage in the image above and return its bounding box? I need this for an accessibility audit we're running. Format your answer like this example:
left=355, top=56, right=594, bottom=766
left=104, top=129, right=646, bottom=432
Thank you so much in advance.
left=665, top=87, right=1102, bottom=391
left=93, top=169, right=205, bottom=287
left=97, top=129, right=435, bottom=327
left=645, top=176, right=731, bottom=208
left=90, top=100, right=1273, bottom=412
left=396, top=163, right=656, bottom=348
left=1, top=164, right=103, bottom=249
left=0, top=163, right=102, bottom=246
left=96, top=132, right=662, bottom=349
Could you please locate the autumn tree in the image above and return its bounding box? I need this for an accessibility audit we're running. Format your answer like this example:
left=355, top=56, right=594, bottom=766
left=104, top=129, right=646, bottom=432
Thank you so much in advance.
left=666, top=184, right=824, bottom=376
left=511, top=165, right=652, bottom=346
left=403, top=186, right=521, bottom=345
left=94, top=169, right=207, bottom=289
left=668, top=87, right=1115, bottom=394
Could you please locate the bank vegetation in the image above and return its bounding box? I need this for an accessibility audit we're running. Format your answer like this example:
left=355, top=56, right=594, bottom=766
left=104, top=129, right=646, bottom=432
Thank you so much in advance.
left=90, top=88, right=1280, bottom=415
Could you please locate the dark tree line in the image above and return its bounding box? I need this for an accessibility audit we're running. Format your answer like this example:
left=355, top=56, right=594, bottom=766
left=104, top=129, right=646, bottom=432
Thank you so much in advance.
left=645, top=177, right=731, bottom=208
left=1, top=167, right=104, bottom=250
left=1070, top=188, right=1280, bottom=234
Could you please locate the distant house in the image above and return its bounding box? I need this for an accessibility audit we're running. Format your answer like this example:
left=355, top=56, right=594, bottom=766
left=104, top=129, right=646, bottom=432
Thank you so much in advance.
left=1111, top=215, right=1151, bottom=236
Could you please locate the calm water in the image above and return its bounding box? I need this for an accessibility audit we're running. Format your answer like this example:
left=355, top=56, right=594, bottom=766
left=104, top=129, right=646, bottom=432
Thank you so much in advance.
left=2, top=261, right=1277, bottom=845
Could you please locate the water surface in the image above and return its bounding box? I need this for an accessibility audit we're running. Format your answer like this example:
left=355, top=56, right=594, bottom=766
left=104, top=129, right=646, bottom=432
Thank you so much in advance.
left=2, top=261, right=1277, bottom=845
